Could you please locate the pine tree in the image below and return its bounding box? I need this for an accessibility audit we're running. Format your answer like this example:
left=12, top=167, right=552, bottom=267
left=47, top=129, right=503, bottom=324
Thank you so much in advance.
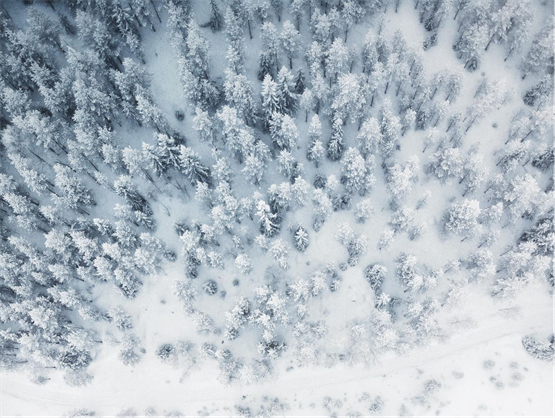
left=444, top=70, right=463, bottom=103
left=277, top=150, right=302, bottom=181
left=155, top=133, right=181, bottom=170
left=76, top=10, right=121, bottom=68
left=300, top=88, right=315, bottom=122
left=453, top=22, right=489, bottom=71
left=426, top=147, right=464, bottom=182
left=390, top=207, right=415, bottom=233
left=207, top=0, right=223, bottom=32
left=224, top=69, right=257, bottom=125
left=520, top=17, right=554, bottom=79
left=521, top=335, right=554, bottom=361
left=443, top=199, right=482, bottom=240
left=310, top=8, right=332, bottom=49
left=493, top=241, right=550, bottom=298
left=306, top=41, right=325, bottom=77
left=256, top=200, right=279, bottom=237
left=504, top=2, right=533, bottom=61
left=271, top=0, right=284, bottom=22
left=178, top=146, right=211, bottom=185
left=114, top=175, right=152, bottom=218
left=336, top=222, right=368, bottom=266
left=290, top=0, right=306, bottom=30
left=291, top=177, right=310, bottom=207
left=531, top=145, right=554, bottom=172
left=523, top=75, right=553, bottom=107
left=466, top=79, right=511, bottom=132
left=257, top=51, right=273, bottom=81
left=502, top=174, right=548, bottom=221
left=460, top=152, right=488, bottom=196
left=192, top=107, right=215, bottom=143
left=276, top=67, right=298, bottom=114
left=357, top=117, right=382, bottom=157
left=417, top=0, right=449, bottom=33
left=386, top=157, right=420, bottom=203
left=479, top=202, right=504, bottom=227
left=509, top=107, right=552, bottom=144
left=269, top=113, right=299, bottom=150
left=396, top=252, right=423, bottom=292
left=364, top=264, right=387, bottom=291
left=519, top=217, right=554, bottom=257
left=422, top=127, right=442, bottom=153
left=307, top=116, right=325, bottom=168
left=111, top=1, right=144, bottom=60
left=8, top=152, right=52, bottom=195
left=327, top=115, right=345, bottom=161
left=290, top=225, right=308, bottom=252
left=112, top=58, right=152, bottom=124
left=178, top=20, right=220, bottom=109
left=242, top=152, right=266, bottom=186
left=261, top=75, right=283, bottom=127
left=135, top=87, right=166, bottom=131
left=281, top=20, right=301, bottom=69
left=401, top=108, right=416, bottom=136
left=341, top=148, right=370, bottom=196
left=326, top=38, right=350, bottom=83
left=312, top=188, right=333, bottom=231
left=225, top=7, right=244, bottom=73
left=485, top=0, right=530, bottom=51
left=379, top=100, right=401, bottom=158
left=496, top=140, right=529, bottom=173
left=341, top=0, right=365, bottom=42
left=355, top=199, right=373, bottom=224
left=53, top=164, right=94, bottom=212
left=260, top=21, right=280, bottom=73
left=361, top=31, right=378, bottom=74
left=235, top=253, right=253, bottom=274
left=332, top=73, right=366, bottom=125
left=293, top=69, right=305, bottom=94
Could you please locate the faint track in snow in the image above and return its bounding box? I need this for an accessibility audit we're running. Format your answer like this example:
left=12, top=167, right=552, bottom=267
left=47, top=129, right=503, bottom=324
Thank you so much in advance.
left=1, top=300, right=552, bottom=413
left=256, top=299, right=553, bottom=394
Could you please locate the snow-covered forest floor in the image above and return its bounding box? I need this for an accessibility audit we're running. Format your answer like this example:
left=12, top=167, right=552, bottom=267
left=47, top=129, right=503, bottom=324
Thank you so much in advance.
left=0, top=0, right=553, bottom=416
left=3, top=291, right=552, bottom=416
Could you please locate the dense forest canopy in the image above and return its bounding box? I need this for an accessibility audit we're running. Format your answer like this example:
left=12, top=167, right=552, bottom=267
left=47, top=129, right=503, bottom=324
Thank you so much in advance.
left=0, top=0, right=553, bottom=415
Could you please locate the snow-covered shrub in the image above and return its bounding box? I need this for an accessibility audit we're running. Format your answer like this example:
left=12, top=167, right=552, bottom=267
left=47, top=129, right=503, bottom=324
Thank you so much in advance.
left=293, top=225, right=309, bottom=252
left=522, top=335, right=554, bottom=362
left=364, top=264, right=387, bottom=292
left=203, top=280, right=218, bottom=296
left=443, top=199, right=481, bottom=239
left=336, top=223, right=368, bottom=266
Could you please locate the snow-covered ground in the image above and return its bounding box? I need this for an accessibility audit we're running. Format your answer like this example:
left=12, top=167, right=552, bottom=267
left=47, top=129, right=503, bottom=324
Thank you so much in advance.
left=2, top=286, right=552, bottom=416
left=0, top=0, right=553, bottom=416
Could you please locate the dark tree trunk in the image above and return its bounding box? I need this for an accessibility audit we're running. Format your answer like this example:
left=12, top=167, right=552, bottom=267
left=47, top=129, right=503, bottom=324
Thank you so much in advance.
left=150, top=0, right=162, bottom=23
left=485, top=35, right=494, bottom=51
left=247, top=20, right=253, bottom=40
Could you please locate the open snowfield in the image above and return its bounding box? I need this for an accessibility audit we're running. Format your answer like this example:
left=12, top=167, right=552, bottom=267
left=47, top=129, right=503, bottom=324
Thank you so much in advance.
left=2, top=287, right=553, bottom=416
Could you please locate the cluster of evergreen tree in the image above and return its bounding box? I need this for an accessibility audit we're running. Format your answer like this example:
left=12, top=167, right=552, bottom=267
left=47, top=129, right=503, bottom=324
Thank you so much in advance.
left=0, top=0, right=552, bottom=386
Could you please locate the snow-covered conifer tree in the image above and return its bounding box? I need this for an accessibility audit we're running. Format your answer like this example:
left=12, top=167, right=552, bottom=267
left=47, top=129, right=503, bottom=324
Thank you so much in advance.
left=327, top=114, right=345, bottom=161
left=179, top=146, right=211, bottom=185
left=519, top=17, right=554, bottom=79
left=281, top=20, right=301, bottom=69
left=443, top=199, right=482, bottom=240
left=269, top=113, right=299, bottom=150
left=293, top=225, right=309, bottom=252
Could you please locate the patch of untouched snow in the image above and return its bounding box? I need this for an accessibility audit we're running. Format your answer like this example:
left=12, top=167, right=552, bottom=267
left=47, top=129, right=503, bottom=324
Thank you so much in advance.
left=2, top=284, right=551, bottom=416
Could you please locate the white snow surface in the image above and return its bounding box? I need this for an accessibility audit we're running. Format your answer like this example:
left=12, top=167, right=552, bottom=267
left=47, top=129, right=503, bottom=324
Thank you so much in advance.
left=2, top=287, right=553, bottom=416
left=0, top=0, right=553, bottom=416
